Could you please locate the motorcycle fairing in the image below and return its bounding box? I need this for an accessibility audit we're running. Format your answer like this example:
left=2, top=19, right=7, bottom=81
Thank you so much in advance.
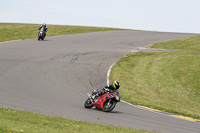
left=92, top=92, right=116, bottom=109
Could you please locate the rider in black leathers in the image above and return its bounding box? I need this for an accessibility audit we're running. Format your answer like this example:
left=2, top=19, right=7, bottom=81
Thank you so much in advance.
left=92, top=81, right=120, bottom=97
left=39, top=23, right=48, bottom=37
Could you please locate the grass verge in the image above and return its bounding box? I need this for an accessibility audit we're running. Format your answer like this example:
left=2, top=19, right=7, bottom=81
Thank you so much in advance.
left=0, top=23, right=122, bottom=42
left=151, top=35, right=200, bottom=51
left=110, top=36, right=200, bottom=119
left=0, top=107, right=149, bottom=133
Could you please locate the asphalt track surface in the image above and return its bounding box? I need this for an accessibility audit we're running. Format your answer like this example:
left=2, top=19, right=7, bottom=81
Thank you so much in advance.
left=0, top=30, right=199, bottom=133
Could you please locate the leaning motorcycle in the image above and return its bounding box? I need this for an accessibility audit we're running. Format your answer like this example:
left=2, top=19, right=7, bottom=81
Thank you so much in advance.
left=84, top=89, right=120, bottom=112
left=38, top=27, right=45, bottom=41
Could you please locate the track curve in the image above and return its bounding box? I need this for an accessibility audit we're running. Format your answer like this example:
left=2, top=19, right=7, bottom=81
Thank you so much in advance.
left=0, top=30, right=199, bottom=133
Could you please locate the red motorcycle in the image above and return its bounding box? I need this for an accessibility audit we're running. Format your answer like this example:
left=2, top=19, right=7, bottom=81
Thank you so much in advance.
left=84, top=89, right=120, bottom=112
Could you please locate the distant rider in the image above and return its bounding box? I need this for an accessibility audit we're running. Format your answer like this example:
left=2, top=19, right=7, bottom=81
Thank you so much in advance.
left=38, top=23, right=48, bottom=37
left=92, top=81, right=120, bottom=98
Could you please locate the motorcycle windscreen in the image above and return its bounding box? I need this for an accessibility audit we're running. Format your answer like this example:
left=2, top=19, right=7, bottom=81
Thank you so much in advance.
left=115, top=90, right=120, bottom=101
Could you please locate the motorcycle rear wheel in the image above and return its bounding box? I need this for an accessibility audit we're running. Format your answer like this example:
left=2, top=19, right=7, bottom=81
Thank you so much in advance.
left=84, top=99, right=93, bottom=108
left=103, top=99, right=116, bottom=112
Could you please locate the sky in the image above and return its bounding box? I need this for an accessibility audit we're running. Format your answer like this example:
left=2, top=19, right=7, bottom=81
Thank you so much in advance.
left=1, top=0, right=200, bottom=33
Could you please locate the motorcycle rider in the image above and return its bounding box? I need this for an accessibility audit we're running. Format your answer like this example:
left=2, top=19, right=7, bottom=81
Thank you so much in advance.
left=38, top=23, right=48, bottom=37
left=92, top=81, right=120, bottom=98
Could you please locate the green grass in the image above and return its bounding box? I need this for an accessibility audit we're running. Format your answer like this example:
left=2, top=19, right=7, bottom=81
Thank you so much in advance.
left=0, top=107, right=149, bottom=133
left=0, top=23, right=149, bottom=133
left=0, top=23, right=122, bottom=42
left=110, top=51, right=200, bottom=119
left=151, top=35, right=200, bottom=51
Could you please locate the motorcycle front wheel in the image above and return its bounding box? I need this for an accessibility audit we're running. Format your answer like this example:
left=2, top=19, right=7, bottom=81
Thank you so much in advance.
left=38, top=35, right=40, bottom=40
left=103, top=99, right=116, bottom=112
left=84, top=99, right=93, bottom=108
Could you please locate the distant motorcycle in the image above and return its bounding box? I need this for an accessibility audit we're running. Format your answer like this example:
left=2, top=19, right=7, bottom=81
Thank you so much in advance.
left=84, top=89, right=120, bottom=112
left=38, top=27, right=45, bottom=40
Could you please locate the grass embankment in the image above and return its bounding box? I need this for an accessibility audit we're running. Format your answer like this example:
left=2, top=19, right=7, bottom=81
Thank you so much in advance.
left=110, top=36, right=200, bottom=119
left=151, top=35, right=200, bottom=51
left=0, top=23, right=148, bottom=133
left=0, top=107, right=149, bottom=133
left=0, top=23, right=121, bottom=42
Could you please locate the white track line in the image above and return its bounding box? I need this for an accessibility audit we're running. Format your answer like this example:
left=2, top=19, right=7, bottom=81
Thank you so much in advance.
left=106, top=63, right=115, bottom=85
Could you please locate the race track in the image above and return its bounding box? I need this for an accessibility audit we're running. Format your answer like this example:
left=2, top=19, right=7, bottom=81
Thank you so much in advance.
left=0, top=30, right=199, bottom=133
